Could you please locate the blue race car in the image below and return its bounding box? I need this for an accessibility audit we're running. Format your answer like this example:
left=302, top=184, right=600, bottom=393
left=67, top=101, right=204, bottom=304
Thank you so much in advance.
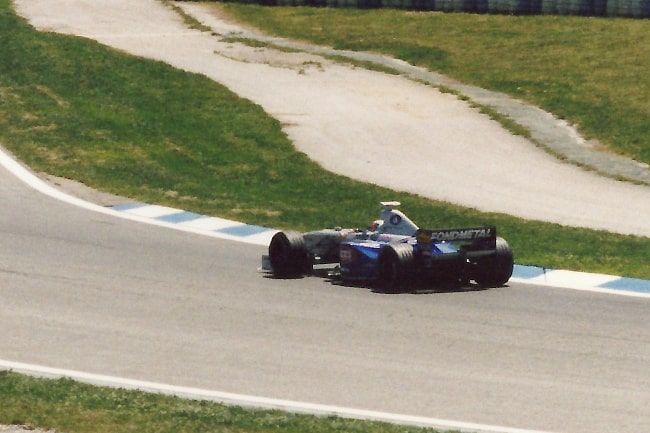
left=264, top=202, right=513, bottom=292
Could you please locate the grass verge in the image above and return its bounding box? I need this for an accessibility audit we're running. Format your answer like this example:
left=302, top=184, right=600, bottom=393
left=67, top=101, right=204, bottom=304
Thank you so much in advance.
left=0, top=372, right=446, bottom=433
left=0, top=0, right=648, bottom=279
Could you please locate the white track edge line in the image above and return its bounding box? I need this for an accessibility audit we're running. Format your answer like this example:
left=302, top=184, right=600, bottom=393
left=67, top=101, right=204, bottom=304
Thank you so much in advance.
left=0, top=149, right=269, bottom=245
left=0, top=360, right=554, bottom=433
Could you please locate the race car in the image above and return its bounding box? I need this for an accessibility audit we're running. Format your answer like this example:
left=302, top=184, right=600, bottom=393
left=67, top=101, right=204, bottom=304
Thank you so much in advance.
left=263, top=202, right=513, bottom=292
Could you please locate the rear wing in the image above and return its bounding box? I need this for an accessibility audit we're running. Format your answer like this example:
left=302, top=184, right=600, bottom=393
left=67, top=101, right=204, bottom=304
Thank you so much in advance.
left=416, top=225, right=497, bottom=252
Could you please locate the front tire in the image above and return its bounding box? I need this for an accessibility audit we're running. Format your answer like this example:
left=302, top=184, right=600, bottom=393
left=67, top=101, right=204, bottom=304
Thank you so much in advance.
left=377, top=243, right=415, bottom=293
left=269, top=231, right=310, bottom=278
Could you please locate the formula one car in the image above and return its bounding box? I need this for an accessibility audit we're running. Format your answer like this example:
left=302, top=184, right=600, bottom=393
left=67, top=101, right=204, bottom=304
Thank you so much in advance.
left=262, top=202, right=513, bottom=292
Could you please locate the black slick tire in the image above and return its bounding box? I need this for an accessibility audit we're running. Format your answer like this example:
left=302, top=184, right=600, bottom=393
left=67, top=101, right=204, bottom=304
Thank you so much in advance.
left=377, top=243, right=415, bottom=293
left=475, top=236, right=514, bottom=287
left=269, top=231, right=310, bottom=278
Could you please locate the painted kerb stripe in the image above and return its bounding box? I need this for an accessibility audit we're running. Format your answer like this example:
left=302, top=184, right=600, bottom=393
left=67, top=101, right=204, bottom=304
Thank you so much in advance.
left=111, top=203, right=650, bottom=298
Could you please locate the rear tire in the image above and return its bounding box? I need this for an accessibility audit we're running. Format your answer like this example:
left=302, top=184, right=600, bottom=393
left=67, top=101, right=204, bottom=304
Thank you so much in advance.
left=269, top=231, right=310, bottom=278
left=377, top=243, right=415, bottom=293
left=475, top=236, right=514, bottom=287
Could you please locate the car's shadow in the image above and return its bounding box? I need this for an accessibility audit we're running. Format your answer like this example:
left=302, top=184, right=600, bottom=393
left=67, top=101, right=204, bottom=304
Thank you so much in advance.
left=263, top=269, right=503, bottom=294
left=332, top=279, right=494, bottom=295
left=320, top=270, right=497, bottom=294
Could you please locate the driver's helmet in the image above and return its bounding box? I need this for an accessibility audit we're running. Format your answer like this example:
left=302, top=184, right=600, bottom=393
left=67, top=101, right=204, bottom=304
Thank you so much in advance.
left=370, top=219, right=383, bottom=232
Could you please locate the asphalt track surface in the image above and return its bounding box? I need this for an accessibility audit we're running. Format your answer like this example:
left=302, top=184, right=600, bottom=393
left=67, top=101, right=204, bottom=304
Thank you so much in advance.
left=3, top=1, right=650, bottom=433
left=2, top=158, right=650, bottom=433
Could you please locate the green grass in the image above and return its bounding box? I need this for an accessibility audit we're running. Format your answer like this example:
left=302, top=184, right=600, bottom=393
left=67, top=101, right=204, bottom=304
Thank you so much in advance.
left=0, top=0, right=649, bottom=279
left=0, top=372, right=447, bottom=433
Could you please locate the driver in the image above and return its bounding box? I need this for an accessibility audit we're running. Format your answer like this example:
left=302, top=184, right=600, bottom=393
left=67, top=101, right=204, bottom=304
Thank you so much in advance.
left=369, top=219, right=383, bottom=233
